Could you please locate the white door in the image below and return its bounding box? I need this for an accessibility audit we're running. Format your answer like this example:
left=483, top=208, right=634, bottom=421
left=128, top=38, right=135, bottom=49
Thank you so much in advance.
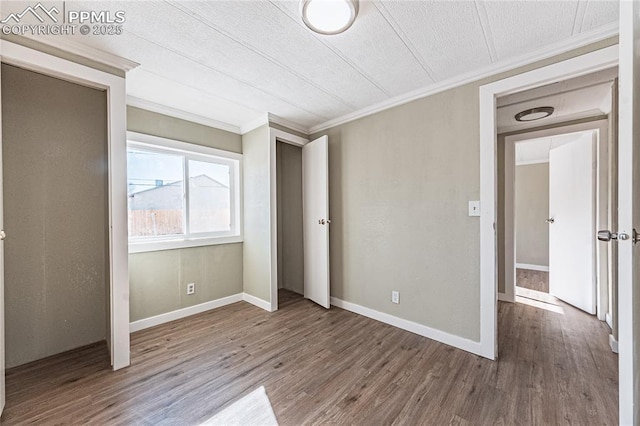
left=548, top=136, right=596, bottom=314
left=302, top=135, right=330, bottom=309
left=617, top=2, right=640, bottom=423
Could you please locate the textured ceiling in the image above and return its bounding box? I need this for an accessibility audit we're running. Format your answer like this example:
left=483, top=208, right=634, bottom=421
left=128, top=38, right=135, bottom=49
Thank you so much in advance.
left=497, top=66, right=617, bottom=133
left=16, top=1, right=620, bottom=133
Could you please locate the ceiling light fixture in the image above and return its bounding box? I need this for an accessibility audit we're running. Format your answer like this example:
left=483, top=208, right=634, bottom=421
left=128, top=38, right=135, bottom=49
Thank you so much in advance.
left=514, top=106, right=555, bottom=122
left=300, top=0, right=359, bottom=35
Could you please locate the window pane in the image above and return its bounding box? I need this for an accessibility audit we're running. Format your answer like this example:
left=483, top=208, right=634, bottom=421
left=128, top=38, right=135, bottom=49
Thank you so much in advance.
left=188, top=160, right=231, bottom=233
left=127, top=149, right=185, bottom=237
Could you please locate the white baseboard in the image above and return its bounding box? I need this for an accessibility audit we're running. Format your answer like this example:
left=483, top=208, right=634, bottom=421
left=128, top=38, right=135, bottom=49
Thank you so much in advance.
left=242, top=293, right=273, bottom=312
left=130, top=293, right=243, bottom=333
left=515, top=263, right=549, bottom=272
left=330, top=297, right=483, bottom=357
left=605, top=312, right=613, bottom=329
left=609, top=334, right=619, bottom=353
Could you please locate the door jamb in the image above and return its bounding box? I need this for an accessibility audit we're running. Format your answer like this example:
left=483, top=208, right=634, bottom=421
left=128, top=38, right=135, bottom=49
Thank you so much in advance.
left=0, top=40, right=130, bottom=370
left=268, top=128, right=309, bottom=312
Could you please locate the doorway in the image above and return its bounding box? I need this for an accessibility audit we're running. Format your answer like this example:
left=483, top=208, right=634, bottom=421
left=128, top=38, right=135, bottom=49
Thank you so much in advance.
left=276, top=141, right=304, bottom=307
left=267, top=128, right=330, bottom=311
left=479, top=44, right=632, bottom=421
left=1, top=64, right=111, bottom=370
left=0, top=40, right=130, bottom=416
left=511, top=130, right=600, bottom=318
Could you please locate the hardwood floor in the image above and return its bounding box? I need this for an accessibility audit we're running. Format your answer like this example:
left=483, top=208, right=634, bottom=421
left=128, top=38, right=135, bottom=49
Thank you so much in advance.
left=516, top=268, right=550, bottom=293
left=2, top=289, right=617, bottom=425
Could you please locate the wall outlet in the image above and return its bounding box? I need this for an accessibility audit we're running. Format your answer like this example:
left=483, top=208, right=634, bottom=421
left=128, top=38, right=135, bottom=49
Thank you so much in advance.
left=187, top=283, right=196, bottom=295
left=391, top=291, right=400, bottom=304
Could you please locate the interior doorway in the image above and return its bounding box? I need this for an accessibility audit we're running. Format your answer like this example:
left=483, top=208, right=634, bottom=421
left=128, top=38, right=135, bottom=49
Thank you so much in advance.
left=1, top=64, right=111, bottom=370
left=268, top=128, right=330, bottom=312
left=481, top=60, right=618, bottom=426
left=511, top=131, right=598, bottom=317
left=497, top=67, right=617, bottom=330
left=0, top=42, right=131, bottom=419
left=276, top=141, right=305, bottom=307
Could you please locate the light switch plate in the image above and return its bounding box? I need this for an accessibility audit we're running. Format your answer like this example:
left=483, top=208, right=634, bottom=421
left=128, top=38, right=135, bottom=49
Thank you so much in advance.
left=468, top=201, right=480, bottom=217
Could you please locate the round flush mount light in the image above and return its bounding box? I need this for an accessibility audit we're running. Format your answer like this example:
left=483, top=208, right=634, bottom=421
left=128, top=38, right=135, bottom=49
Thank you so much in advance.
left=515, top=106, right=555, bottom=122
left=300, top=0, right=359, bottom=35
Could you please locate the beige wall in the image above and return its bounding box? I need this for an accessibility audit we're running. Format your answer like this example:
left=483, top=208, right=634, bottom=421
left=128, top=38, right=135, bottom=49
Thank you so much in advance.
left=127, top=107, right=243, bottom=322
left=2, top=64, right=108, bottom=367
left=276, top=142, right=304, bottom=294
left=312, top=37, right=616, bottom=342
left=127, top=107, right=241, bottom=154
left=242, top=125, right=272, bottom=302
left=515, top=163, right=550, bottom=267
left=129, top=244, right=243, bottom=321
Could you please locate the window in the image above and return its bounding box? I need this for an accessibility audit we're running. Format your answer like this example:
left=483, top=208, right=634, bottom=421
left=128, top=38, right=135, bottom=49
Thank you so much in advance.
left=127, top=132, right=242, bottom=253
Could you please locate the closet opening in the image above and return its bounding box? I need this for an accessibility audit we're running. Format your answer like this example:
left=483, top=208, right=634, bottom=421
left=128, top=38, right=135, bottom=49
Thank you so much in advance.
left=276, top=141, right=304, bottom=308
left=1, top=63, right=110, bottom=376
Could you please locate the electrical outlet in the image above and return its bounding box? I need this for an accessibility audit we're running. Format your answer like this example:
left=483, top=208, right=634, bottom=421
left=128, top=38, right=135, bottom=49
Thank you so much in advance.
left=187, top=283, right=196, bottom=295
left=391, top=291, right=400, bottom=304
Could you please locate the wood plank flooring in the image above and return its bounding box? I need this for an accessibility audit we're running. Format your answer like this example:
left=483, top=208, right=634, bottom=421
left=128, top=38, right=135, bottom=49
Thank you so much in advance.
left=516, top=268, right=550, bottom=293
left=1, top=289, right=617, bottom=425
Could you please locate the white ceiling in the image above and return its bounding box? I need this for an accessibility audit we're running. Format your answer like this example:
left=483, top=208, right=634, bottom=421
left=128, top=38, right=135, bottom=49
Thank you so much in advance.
left=497, top=67, right=617, bottom=133
left=8, top=0, right=620, bottom=133
left=515, top=131, right=593, bottom=165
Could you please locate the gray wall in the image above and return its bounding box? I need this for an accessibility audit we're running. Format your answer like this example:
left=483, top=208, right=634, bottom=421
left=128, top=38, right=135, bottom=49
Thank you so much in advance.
left=129, top=245, right=243, bottom=321
left=127, top=107, right=243, bottom=323
left=276, top=142, right=304, bottom=295
left=242, top=125, right=272, bottom=302
left=2, top=64, right=108, bottom=368
left=515, top=163, right=550, bottom=267
left=312, top=37, right=616, bottom=342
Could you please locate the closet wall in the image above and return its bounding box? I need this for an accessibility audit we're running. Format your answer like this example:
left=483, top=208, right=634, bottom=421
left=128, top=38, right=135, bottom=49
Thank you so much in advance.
left=2, top=63, right=109, bottom=368
left=276, top=142, right=304, bottom=295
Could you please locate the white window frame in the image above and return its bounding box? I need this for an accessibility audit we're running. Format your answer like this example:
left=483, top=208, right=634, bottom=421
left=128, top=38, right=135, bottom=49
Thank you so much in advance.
left=127, top=131, right=242, bottom=253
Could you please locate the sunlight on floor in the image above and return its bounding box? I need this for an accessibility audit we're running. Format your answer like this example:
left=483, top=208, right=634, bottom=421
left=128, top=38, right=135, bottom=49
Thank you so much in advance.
left=201, top=386, right=279, bottom=426
left=515, top=286, right=565, bottom=314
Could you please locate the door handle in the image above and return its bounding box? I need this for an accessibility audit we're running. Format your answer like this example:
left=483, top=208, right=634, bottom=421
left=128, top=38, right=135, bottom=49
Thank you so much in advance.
left=546, top=218, right=555, bottom=224
left=598, top=230, right=619, bottom=242
left=0, top=230, right=5, bottom=241
left=597, top=230, right=633, bottom=242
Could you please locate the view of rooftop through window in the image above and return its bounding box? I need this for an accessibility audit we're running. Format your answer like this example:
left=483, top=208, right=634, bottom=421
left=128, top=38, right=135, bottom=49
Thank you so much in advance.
left=127, top=147, right=232, bottom=238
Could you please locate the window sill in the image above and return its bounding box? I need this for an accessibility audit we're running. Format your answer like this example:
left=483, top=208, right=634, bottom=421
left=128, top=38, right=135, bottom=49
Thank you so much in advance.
left=128, top=235, right=243, bottom=254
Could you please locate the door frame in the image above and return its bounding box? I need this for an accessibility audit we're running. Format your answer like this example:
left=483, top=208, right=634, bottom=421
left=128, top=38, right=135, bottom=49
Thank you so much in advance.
left=501, top=120, right=609, bottom=323
left=480, top=43, right=625, bottom=414
left=0, top=40, right=130, bottom=370
left=268, top=128, right=309, bottom=312
left=478, top=44, right=618, bottom=360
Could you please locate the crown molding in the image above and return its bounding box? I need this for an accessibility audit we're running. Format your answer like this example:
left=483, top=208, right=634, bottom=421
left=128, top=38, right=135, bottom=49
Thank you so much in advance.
left=240, top=113, right=270, bottom=135
left=267, top=113, right=309, bottom=136
left=308, top=22, right=619, bottom=134
left=239, top=113, right=309, bottom=136
left=127, top=96, right=242, bottom=135
left=22, top=35, right=139, bottom=72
